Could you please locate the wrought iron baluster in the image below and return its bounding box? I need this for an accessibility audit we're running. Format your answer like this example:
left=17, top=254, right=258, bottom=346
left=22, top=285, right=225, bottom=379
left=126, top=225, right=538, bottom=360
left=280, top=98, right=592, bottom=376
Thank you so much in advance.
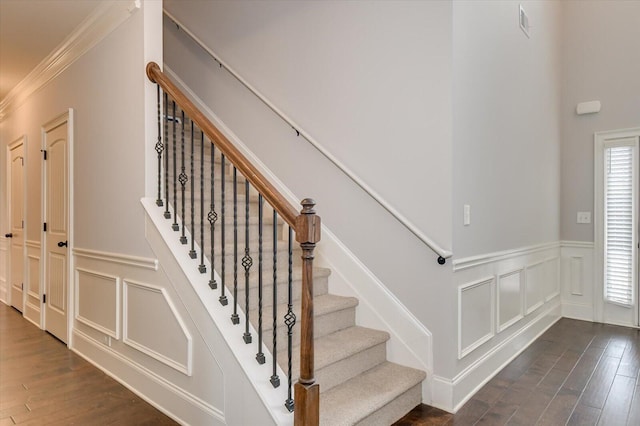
left=164, top=93, right=170, bottom=219
left=285, top=226, right=295, bottom=412
left=231, top=167, right=240, bottom=325
left=155, top=85, right=164, bottom=207
left=242, top=179, right=252, bottom=343
left=179, top=111, right=188, bottom=244
left=270, top=210, right=280, bottom=388
left=208, top=143, right=218, bottom=286
left=199, top=130, right=207, bottom=274
left=171, top=101, right=178, bottom=230
left=256, top=195, right=265, bottom=364
left=219, top=154, right=228, bottom=306
left=189, top=120, right=196, bottom=257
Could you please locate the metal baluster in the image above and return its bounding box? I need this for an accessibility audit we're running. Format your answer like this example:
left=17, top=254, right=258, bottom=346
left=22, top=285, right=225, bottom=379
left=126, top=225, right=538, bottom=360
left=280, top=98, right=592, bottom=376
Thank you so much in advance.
left=179, top=111, right=188, bottom=244
left=208, top=143, right=218, bottom=287
left=164, top=93, right=170, bottom=219
left=219, top=154, right=228, bottom=306
left=171, top=101, right=179, bottom=230
left=270, top=210, right=280, bottom=388
left=242, top=180, right=253, bottom=343
left=231, top=167, right=240, bottom=325
left=189, top=120, right=196, bottom=258
left=284, top=226, right=295, bottom=412
left=155, top=85, right=164, bottom=207
left=256, top=195, right=265, bottom=364
left=199, top=130, right=207, bottom=274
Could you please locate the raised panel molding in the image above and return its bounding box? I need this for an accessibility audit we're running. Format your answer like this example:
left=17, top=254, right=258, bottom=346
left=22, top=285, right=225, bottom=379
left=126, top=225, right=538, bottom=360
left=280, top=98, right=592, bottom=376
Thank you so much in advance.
left=0, top=239, right=8, bottom=302
left=545, top=257, right=560, bottom=302
left=458, top=277, right=495, bottom=359
left=26, top=254, right=40, bottom=303
left=525, top=261, right=546, bottom=315
left=497, top=269, right=524, bottom=332
left=123, top=280, right=193, bottom=376
left=570, top=257, right=584, bottom=296
left=75, top=268, right=120, bottom=339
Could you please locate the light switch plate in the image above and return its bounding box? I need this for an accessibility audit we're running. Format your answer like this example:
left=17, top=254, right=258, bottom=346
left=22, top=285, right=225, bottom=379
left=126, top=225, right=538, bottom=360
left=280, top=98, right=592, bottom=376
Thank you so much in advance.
left=464, top=204, right=471, bottom=226
left=577, top=211, right=591, bottom=224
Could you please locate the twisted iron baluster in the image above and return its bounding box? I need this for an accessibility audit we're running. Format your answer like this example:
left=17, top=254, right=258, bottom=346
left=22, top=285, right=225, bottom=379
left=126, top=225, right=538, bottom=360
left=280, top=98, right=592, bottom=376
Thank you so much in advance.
left=285, top=226, right=295, bottom=412
left=256, top=194, right=265, bottom=364
left=242, top=179, right=253, bottom=344
left=171, top=101, right=178, bottom=230
left=179, top=111, right=188, bottom=244
left=163, top=93, right=170, bottom=219
left=189, top=120, right=196, bottom=257
left=231, top=167, right=240, bottom=325
left=270, top=210, right=280, bottom=388
left=208, top=143, right=218, bottom=287
left=155, top=84, right=164, bottom=207
left=219, top=154, right=228, bottom=306
left=199, top=130, right=206, bottom=273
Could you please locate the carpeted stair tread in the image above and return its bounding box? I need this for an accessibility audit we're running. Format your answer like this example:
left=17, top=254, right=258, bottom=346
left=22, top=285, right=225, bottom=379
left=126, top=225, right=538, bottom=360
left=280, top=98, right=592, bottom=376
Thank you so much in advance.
left=248, top=293, right=358, bottom=333
left=319, top=361, right=426, bottom=426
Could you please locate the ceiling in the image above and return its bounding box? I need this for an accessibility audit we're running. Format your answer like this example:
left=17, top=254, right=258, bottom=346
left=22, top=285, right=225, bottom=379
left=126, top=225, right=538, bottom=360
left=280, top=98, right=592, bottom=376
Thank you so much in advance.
left=0, top=0, right=101, bottom=101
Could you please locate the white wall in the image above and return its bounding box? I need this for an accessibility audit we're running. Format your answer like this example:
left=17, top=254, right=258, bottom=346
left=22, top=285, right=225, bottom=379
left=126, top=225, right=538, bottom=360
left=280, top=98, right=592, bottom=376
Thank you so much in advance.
left=0, top=2, right=264, bottom=424
left=560, top=0, right=640, bottom=242
left=453, top=0, right=562, bottom=258
left=163, top=0, right=459, bottom=381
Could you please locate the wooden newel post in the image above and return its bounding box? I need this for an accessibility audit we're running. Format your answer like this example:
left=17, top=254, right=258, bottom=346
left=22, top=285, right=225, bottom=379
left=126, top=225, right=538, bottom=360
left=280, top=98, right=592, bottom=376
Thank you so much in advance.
left=294, top=198, right=321, bottom=425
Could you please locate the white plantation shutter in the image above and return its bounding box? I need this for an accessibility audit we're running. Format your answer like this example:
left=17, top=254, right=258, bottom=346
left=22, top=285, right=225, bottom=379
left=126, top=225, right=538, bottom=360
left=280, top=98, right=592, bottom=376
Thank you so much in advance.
left=604, top=144, right=636, bottom=306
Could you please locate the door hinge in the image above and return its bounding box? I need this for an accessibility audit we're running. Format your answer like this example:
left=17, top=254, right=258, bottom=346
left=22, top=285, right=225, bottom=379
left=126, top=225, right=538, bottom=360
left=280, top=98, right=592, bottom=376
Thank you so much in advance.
left=42, top=294, right=46, bottom=304
left=41, top=149, right=47, bottom=160
left=21, top=283, right=23, bottom=290
left=43, top=222, right=47, bottom=232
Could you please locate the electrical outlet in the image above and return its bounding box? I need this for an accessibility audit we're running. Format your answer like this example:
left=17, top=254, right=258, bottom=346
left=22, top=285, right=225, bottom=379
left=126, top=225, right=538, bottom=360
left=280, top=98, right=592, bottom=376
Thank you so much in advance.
left=577, top=212, right=591, bottom=224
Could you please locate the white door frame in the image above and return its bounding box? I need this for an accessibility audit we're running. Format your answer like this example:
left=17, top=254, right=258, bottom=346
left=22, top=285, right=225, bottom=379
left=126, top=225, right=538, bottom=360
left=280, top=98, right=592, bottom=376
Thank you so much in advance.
left=5, top=136, right=27, bottom=311
left=41, top=109, right=74, bottom=342
left=594, top=127, right=640, bottom=327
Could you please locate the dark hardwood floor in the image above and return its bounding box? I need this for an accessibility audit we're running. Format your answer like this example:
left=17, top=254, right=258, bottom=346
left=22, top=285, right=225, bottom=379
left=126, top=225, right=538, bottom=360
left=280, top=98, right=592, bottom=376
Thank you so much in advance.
left=4, top=302, right=640, bottom=425
left=394, top=318, right=640, bottom=425
left=0, top=303, right=178, bottom=425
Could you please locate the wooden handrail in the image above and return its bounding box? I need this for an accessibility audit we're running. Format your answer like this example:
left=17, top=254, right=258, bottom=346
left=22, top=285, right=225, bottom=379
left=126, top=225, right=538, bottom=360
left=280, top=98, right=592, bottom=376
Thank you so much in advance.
left=146, top=62, right=299, bottom=229
left=147, top=61, right=319, bottom=425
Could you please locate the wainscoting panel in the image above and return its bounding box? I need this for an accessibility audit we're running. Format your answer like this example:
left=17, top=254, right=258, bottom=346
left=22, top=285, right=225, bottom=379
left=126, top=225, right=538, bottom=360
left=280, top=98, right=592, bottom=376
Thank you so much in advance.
left=525, top=261, right=546, bottom=315
left=560, top=241, right=595, bottom=321
left=123, top=280, right=192, bottom=376
left=497, top=269, right=524, bottom=332
left=448, top=242, right=562, bottom=412
left=0, top=238, right=7, bottom=303
left=458, top=277, right=495, bottom=359
left=75, top=268, right=119, bottom=339
left=25, top=241, right=42, bottom=314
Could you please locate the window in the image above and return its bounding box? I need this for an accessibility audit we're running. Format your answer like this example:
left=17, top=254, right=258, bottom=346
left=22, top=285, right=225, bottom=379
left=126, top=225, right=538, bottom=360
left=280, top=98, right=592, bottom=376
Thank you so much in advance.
left=604, top=142, right=636, bottom=306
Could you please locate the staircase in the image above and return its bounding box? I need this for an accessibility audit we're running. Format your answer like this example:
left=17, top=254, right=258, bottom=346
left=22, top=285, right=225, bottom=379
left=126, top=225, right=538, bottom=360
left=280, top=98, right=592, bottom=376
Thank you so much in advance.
left=147, top=63, right=425, bottom=425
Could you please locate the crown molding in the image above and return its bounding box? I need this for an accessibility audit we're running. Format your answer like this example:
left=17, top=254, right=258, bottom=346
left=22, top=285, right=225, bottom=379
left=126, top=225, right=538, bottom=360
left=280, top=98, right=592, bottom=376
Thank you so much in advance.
left=0, top=0, right=141, bottom=122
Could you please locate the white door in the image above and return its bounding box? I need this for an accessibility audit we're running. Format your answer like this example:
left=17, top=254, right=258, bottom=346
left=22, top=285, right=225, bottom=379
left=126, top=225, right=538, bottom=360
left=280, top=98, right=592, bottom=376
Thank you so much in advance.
left=8, top=142, right=25, bottom=311
left=595, top=129, right=640, bottom=327
left=44, top=114, right=70, bottom=342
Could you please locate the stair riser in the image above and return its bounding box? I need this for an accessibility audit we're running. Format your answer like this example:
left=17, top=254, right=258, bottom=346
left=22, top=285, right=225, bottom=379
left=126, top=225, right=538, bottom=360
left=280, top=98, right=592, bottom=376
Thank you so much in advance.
left=253, top=307, right=356, bottom=352
left=232, top=275, right=329, bottom=308
left=354, top=384, right=423, bottom=426
left=282, top=343, right=387, bottom=395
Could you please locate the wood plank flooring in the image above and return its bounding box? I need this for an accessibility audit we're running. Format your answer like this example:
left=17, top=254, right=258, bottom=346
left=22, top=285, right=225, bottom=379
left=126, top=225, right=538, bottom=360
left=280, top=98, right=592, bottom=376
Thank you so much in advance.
left=4, top=301, right=640, bottom=425
left=394, top=318, right=640, bottom=425
left=0, top=303, right=178, bottom=425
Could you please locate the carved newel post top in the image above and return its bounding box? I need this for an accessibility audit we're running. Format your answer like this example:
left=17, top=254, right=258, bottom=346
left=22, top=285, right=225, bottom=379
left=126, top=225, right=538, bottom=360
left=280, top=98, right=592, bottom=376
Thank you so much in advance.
left=300, top=198, right=316, bottom=215
left=296, top=199, right=321, bottom=244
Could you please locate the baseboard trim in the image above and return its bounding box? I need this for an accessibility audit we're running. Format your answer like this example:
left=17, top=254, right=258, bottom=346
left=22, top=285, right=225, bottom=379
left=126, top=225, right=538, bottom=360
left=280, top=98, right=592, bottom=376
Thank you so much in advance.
left=453, top=242, right=560, bottom=271
left=72, top=328, right=224, bottom=425
left=431, top=302, right=561, bottom=412
left=73, top=247, right=158, bottom=270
